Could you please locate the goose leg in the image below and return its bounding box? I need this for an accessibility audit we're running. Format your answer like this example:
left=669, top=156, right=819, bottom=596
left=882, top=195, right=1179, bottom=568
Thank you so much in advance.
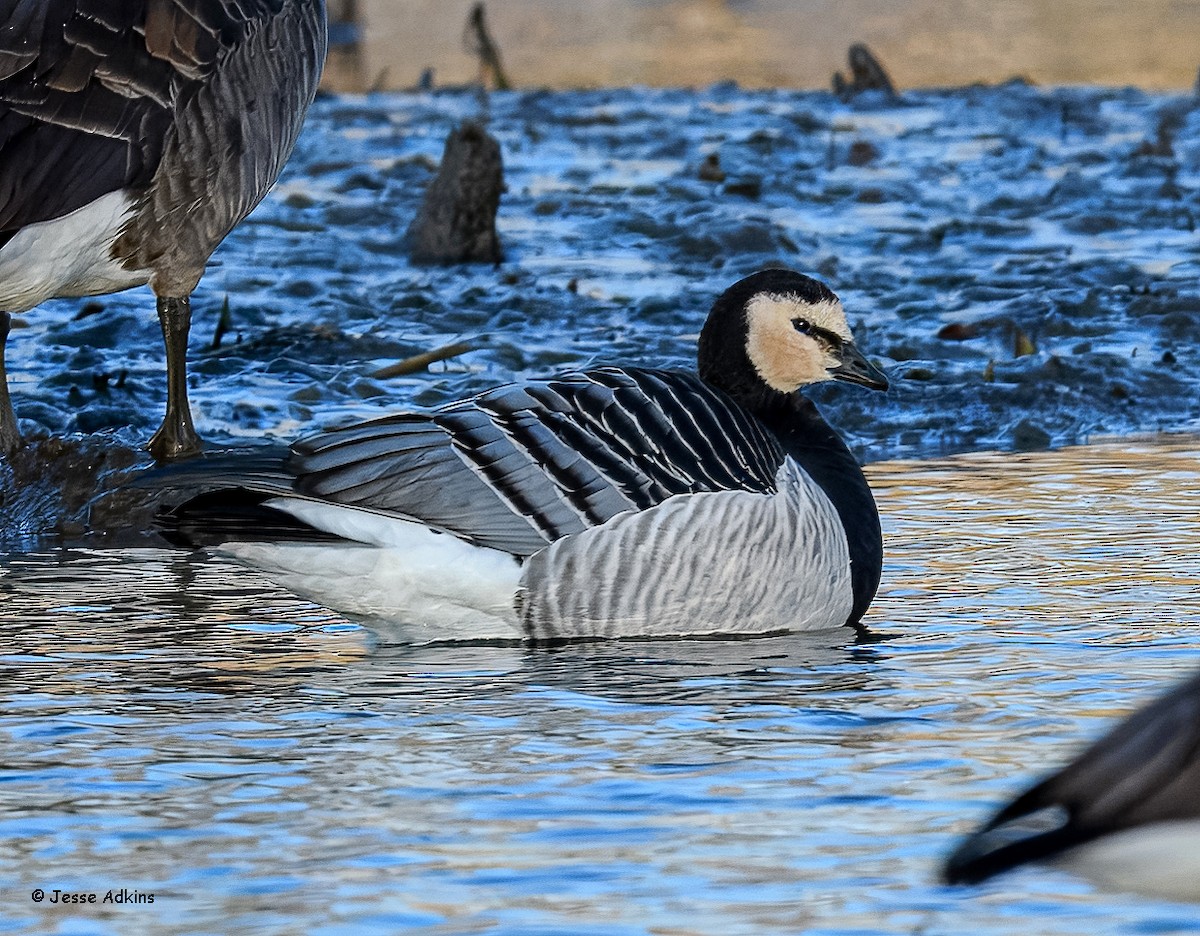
left=0, top=311, right=21, bottom=457
left=148, top=295, right=201, bottom=462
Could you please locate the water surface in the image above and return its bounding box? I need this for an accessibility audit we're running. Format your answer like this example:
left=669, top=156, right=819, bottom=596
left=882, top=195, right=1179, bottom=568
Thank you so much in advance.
left=2, top=437, right=1198, bottom=934
left=4, top=71, right=1200, bottom=936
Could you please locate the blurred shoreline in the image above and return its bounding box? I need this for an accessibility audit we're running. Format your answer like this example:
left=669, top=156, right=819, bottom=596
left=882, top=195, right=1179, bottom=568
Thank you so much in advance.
left=325, top=0, right=1200, bottom=93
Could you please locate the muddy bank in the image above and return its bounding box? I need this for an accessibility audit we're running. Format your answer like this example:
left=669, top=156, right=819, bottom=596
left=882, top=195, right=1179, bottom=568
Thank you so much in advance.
left=335, top=1, right=1200, bottom=92
left=4, top=82, right=1200, bottom=542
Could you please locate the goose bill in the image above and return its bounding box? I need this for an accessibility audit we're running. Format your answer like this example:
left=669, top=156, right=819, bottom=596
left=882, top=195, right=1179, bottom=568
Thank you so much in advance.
left=829, top=343, right=889, bottom=391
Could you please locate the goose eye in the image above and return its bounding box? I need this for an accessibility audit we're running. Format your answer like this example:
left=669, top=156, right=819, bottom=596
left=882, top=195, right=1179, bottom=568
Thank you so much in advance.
left=792, top=318, right=812, bottom=335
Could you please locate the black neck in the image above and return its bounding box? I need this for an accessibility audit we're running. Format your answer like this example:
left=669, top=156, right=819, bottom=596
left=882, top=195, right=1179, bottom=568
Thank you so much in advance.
left=746, top=389, right=882, bottom=627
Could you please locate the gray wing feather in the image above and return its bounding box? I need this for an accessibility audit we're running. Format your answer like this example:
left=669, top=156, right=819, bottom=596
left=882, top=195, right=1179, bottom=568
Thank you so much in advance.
left=289, top=367, right=786, bottom=557
left=294, top=415, right=551, bottom=556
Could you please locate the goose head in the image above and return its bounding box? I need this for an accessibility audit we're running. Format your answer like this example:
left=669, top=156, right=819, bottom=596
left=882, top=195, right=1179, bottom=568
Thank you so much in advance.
left=698, top=269, right=888, bottom=405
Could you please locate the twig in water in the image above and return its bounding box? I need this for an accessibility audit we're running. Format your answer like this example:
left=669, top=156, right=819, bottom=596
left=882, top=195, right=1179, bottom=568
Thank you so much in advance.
left=370, top=340, right=476, bottom=379
left=832, top=43, right=897, bottom=101
left=464, top=3, right=510, bottom=91
left=211, top=296, right=232, bottom=350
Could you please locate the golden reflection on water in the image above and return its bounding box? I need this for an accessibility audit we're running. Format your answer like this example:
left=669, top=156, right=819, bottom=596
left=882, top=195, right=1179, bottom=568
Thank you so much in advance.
left=870, top=435, right=1200, bottom=633
left=2, top=434, right=1198, bottom=663
left=865, top=434, right=1200, bottom=737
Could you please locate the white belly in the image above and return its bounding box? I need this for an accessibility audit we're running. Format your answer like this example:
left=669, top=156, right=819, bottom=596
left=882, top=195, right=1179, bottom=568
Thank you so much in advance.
left=0, top=191, right=149, bottom=311
left=1056, top=820, right=1200, bottom=901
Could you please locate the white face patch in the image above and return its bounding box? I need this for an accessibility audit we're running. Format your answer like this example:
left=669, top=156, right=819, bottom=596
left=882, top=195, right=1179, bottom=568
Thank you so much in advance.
left=744, top=292, right=853, bottom=392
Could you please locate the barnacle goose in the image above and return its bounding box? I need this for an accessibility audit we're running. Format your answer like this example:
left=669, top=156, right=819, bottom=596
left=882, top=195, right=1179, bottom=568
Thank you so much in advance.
left=160, top=269, right=889, bottom=642
left=945, top=669, right=1200, bottom=901
left=0, top=0, right=328, bottom=460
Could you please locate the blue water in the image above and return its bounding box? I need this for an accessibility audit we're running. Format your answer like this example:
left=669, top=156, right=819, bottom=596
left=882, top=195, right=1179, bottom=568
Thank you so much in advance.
left=2, top=439, right=1199, bottom=934
left=3, top=80, right=1200, bottom=932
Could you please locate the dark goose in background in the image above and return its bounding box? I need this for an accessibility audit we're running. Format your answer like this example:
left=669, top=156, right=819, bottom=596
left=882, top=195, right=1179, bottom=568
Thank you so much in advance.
left=159, top=269, right=889, bottom=643
left=0, top=0, right=328, bottom=460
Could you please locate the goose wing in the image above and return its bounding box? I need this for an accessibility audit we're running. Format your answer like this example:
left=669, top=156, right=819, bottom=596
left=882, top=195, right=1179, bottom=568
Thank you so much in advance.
left=0, top=0, right=320, bottom=238
left=945, top=669, right=1200, bottom=883
left=289, top=366, right=787, bottom=556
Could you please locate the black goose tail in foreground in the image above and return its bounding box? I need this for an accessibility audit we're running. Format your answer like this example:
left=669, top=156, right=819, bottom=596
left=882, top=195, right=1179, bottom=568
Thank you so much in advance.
left=945, top=668, right=1200, bottom=899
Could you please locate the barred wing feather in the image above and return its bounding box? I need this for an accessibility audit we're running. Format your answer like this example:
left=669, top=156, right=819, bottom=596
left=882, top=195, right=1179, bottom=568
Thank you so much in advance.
left=290, top=367, right=785, bottom=557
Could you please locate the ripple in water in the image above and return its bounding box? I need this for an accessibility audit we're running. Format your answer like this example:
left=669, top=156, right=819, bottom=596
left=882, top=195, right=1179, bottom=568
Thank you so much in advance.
left=0, top=437, right=1198, bottom=933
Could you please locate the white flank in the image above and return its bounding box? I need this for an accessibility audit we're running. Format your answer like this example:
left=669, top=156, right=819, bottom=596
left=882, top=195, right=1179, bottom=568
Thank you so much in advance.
left=221, top=497, right=524, bottom=641
left=212, top=463, right=854, bottom=643
left=0, top=191, right=149, bottom=311
left=1056, top=820, right=1200, bottom=901
left=519, top=458, right=853, bottom=640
